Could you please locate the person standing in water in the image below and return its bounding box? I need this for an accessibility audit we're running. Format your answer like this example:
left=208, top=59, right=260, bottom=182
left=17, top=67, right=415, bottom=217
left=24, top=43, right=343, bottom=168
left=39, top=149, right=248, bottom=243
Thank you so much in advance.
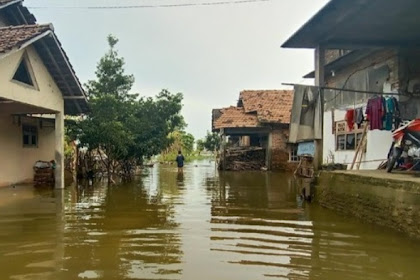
left=176, top=150, right=185, bottom=173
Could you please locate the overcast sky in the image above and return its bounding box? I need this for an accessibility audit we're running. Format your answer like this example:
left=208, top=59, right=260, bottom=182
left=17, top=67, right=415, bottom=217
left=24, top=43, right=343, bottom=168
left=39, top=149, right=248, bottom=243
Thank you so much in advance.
left=26, top=0, right=329, bottom=139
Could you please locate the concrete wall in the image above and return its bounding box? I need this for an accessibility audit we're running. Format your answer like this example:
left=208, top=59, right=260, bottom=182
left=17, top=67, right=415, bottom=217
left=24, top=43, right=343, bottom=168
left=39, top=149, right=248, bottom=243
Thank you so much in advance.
left=317, top=172, right=420, bottom=239
left=270, top=129, right=297, bottom=171
left=0, top=46, right=64, bottom=112
left=323, top=109, right=392, bottom=169
left=0, top=116, right=56, bottom=187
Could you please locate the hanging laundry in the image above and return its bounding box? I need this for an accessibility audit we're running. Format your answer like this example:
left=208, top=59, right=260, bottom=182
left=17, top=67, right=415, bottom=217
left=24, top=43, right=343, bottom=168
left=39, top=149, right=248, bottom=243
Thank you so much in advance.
left=345, top=109, right=355, bottom=131
left=384, top=97, right=395, bottom=131
left=392, top=97, right=400, bottom=115
left=355, top=107, right=364, bottom=128
left=392, top=97, right=401, bottom=129
left=366, top=96, right=384, bottom=130
left=381, top=96, right=387, bottom=130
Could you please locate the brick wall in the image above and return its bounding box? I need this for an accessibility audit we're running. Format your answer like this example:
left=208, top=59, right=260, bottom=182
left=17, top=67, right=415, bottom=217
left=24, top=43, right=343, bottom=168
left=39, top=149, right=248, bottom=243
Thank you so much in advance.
left=326, top=49, right=399, bottom=88
left=325, top=49, right=352, bottom=65
left=270, top=129, right=297, bottom=171
left=317, top=172, right=420, bottom=239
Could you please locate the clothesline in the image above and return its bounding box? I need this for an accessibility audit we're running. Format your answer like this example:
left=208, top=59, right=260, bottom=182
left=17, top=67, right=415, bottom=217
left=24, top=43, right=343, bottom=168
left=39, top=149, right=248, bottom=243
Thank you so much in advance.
left=282, top=83, right=402, bottom=96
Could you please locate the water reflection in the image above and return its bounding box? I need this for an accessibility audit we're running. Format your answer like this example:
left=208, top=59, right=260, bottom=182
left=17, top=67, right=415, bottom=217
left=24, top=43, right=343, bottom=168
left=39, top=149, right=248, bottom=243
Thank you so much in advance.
left=62, top=170, right=184, bottom=279
left=208, top=172, right=313, bottom=279
left=0, top=162, right=419, bottom=279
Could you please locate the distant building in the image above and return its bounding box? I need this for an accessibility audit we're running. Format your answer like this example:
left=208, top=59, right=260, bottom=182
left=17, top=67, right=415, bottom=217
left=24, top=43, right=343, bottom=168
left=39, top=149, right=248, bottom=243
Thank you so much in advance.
left=212, top=90, right=297, bottom=171
left=0, top=0, right=88, bottom=188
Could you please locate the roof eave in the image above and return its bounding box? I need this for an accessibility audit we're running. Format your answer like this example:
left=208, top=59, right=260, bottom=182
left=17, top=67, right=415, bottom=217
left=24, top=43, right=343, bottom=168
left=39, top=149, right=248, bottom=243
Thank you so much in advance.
left=281, top=0, right=335, bottom=49
left=0, top=0, right=21, bottom=10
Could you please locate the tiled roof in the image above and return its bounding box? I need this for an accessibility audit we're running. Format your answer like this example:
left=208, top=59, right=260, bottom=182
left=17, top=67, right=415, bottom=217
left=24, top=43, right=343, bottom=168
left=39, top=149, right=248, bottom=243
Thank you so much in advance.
left=239, top=90, right=294, bottom=124
left=213, top=106, right=259, bottom=130
left=0, top=24, right=51, bottom=53
left=0, top=24, right=88, bottom=115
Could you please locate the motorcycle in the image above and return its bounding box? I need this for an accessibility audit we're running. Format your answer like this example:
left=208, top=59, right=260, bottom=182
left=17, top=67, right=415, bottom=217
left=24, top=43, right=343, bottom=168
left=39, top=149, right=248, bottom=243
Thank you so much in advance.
left=387, top=119, right=420, bottom=172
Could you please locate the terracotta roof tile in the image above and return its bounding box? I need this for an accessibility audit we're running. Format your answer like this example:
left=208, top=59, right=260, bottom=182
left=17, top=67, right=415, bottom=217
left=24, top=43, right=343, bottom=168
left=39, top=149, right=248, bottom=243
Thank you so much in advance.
left=239, top=90, right=294, bottom=124
left=0, top=25, right=51, bottom=53
left=0, top=24, right=51, bottom=53
left=213, top=106, right=259, bottom=130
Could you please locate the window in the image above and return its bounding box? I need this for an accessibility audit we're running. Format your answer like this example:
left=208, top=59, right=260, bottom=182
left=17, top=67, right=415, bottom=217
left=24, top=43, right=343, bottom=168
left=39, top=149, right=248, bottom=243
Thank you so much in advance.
left=23, top=125, right=38, bottom=147
left=289, top=144, right=299, bottom=162
left=12, top=53, right=37, bottom=89
left=335, top=120, right=365, bottom=151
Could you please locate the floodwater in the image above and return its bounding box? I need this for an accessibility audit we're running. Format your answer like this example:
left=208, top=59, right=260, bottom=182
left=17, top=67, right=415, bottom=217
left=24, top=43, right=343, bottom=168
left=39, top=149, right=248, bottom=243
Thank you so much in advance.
left=0, top=161, right=420, bottom=280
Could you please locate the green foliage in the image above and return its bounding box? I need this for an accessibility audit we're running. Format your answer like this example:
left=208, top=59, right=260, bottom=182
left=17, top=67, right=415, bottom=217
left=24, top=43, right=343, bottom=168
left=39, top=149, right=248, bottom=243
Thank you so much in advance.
left=196, top=139, right=204, bottom=155
left=181, top=133, right=195, bottom=155
left=85, top=34, right=135, bottom=101
left=203, top=131, right=220, bottom=152
left=159, top=131, right=196, bottom=162
left=71, top=35, right=185, bottom=177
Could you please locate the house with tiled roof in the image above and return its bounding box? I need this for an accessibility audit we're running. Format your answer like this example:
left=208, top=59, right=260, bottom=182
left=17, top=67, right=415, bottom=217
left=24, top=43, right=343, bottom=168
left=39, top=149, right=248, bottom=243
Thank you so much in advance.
left=0, top=0, right=88, bottom=188
left=212, top=90, right=297, bottom=171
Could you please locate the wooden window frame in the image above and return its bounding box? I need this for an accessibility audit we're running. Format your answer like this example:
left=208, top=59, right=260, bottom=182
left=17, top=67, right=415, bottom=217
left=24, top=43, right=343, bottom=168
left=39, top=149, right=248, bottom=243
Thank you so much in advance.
left=335, top=120, right=366, bottom=151
left=22, top=124, right=38, bottom=148
left=289, top=144, right=299, bottom=162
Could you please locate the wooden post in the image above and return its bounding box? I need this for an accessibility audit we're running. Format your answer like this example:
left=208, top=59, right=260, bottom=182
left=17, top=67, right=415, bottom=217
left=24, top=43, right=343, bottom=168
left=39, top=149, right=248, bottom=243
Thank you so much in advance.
left=266, top=132, right=273, bottom=170
left=314, top=46, right=325, bottom=171
left=220, top=128, right=226, bottom=171
left=350, top=123, right=368, bottom=170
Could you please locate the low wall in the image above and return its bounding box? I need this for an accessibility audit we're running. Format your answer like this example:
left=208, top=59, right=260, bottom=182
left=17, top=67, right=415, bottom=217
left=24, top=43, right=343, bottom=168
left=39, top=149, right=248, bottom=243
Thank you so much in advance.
left=316, top=171, right=420, bottom=239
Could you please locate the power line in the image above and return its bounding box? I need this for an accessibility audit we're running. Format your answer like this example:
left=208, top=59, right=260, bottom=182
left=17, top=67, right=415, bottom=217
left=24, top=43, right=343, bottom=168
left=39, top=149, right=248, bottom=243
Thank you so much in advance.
left=28, top=0, right=274, bottom=9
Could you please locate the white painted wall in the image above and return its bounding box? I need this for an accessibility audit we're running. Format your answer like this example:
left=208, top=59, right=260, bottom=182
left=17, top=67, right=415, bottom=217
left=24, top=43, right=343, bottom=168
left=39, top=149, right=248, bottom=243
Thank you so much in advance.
left=0, top=46, right=64, bottom=112
left=323, top=109, right=392, bottom=170
left=0, top=116, right=56, bottom=187
left=0, top=45, right=65, bottom=187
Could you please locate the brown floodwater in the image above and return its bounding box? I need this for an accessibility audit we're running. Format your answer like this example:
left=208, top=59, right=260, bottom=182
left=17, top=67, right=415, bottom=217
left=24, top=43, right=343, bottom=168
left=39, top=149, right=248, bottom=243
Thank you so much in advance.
left=0, top=161, right=419, bottom=280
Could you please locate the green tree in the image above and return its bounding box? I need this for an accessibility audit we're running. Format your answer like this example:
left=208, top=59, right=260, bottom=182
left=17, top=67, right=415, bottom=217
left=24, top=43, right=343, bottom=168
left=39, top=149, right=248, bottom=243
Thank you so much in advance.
left=181, top=133, right=195, bottom=155
left=85, top=35, right=135, bottom=101
left=74, top=35, right=185, bottom=181
left=196, top=139, right=204, bottom=155
left=203, top=131, right=220, bottom=152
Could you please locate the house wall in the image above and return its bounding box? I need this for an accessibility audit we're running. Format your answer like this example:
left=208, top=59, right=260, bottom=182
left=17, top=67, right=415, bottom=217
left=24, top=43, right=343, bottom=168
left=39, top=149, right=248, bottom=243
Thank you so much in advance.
left=325, top=48, right=420, bottom=121
left=0, top=116, right=55, bottom=187
left=323, top=109, right=392, bottom=170
left=0, top=46, right=64, bottom=112
left=325, top=49, right=352, bottom=64
left=324, top=49, right=399, bottom=112
left=270, top=128, right=297, bottom=171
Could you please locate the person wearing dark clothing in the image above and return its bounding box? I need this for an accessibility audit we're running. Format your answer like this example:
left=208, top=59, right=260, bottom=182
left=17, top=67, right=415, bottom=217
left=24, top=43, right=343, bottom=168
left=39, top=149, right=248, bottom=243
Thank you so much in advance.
left=176, top=151, right=185, bottom=173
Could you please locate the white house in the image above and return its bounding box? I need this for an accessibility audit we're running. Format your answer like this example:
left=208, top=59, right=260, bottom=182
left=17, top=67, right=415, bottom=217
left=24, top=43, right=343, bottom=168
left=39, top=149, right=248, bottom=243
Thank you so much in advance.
left=0, top=0, right=88, bottom=188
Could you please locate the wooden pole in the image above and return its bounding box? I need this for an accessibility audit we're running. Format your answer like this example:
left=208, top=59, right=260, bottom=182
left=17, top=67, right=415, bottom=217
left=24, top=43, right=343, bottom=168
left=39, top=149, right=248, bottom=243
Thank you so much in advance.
left=350, top=122, right=368, bottom=170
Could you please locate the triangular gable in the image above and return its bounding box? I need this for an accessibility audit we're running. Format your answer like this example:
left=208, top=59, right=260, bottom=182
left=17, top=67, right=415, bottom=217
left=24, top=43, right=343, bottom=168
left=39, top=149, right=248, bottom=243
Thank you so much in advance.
left=12, top=51, right=38, bottom=88
left=0, top=24, right=88, bottom=115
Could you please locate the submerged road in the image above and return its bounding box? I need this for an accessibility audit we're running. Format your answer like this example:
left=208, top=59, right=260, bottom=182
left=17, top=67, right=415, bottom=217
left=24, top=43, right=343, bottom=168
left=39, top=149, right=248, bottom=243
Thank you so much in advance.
left=0, top=160, right=419, bottom=279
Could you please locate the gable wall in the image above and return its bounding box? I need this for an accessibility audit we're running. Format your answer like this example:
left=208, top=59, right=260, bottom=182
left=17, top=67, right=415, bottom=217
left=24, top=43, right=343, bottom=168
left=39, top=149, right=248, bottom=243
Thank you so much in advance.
left=0, top=46, right=64, bottom=113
